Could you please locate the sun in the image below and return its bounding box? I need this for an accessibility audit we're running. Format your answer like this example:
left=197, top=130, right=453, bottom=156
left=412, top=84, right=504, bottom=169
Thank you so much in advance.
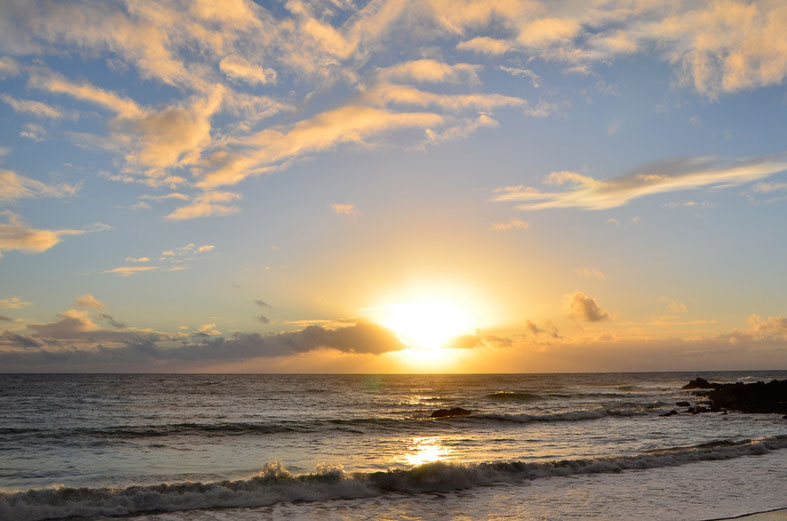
left=371, top=289, right=480, bottom=350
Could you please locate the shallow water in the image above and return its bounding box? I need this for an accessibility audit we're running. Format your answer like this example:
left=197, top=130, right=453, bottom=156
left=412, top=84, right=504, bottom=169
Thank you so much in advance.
left=2, top=372, right=786, bottom=520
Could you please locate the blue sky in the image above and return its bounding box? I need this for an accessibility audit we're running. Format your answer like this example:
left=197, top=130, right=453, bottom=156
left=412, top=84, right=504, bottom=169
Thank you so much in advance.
left=0, top=0, right=786, bottom=372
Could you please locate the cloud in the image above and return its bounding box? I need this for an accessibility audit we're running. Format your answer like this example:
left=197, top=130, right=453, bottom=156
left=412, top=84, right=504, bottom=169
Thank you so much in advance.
left=73, top=293, right=104, bottom=309
left=254, top=299, right=271, bottom=308
left=490, top=217, right=529, bottom=231
left=0, top=211, right=107, bottom=257
left=0, top=57, right=21, bottom=77
left=220, top=57, right=276, bottom=85
left=165, top=191, right=241, bottom=220
left=198, top=323, right=221, bottom=335
left=646, top=1, right=787, bottom=97
left=728, top=314, right=787, bottom=344
left=368, top=84, right=525, bottom=112
left=0, top=296, right=32, bottom=309
left=379, top=59, right=479, bottom=84
left=575, top=268, right=606, bottom=280
left=492, top=154, right=787, bottom=211
left=98, top=313, right=126, bottom=329
left=19, top=123, right=47, bottom=142
left=499, top=66, right=540, bottom=87
left=257, top=314, right=270, bottom=324
left=330, top=203, right=359, bottom=215
left=0, top=319, right=407, bottom=369
left=197, top=104, right=443, bottom=189
left=565, top=291, right=610, bottom=322
left=125, top=256, right=150, bottom=263
left=1, top=94, right=67, bottom=119
left=424, top=113, right=498, bottom=144
left=457, top=37, right=511, bottom=55
left=102, top=266, right=160, bottom=276
left=0, top=170, right=80, bottom=202
left=161, top=243, right=216, bottom=258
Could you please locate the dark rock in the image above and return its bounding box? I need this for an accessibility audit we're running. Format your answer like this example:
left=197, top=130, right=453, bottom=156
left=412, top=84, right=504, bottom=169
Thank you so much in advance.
left=696, top=379, right=787, bottom=415
left=676, top=401, right=691, bottom=407
left=661, top=410, right=679, bottom=417
left=430, top=407, right=471, bottom=418
left=682, top=378, right=714, bottom=389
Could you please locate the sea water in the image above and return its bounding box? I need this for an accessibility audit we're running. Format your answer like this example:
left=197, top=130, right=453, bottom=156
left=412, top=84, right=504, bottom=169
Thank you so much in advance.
left=1, top=372, right=786, bottom=520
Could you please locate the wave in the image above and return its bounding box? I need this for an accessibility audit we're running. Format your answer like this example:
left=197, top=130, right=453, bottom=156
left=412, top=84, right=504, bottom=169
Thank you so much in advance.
left=468, top=408, right=647, bottom=423
left=4, top=436, right=787, bottom=521
left=1, top=422, right=312, bottom=441
left=484, top=392, right=541, bottom=401
left=4, top=407, right=652, bottom=443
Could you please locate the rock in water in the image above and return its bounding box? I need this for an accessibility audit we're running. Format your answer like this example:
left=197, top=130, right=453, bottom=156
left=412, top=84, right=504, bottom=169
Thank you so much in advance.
left=707, top=379, right=787, bottom=415
left=682, top=378, right=714, bottom=389
left=431, top=407, right=471, bottom=418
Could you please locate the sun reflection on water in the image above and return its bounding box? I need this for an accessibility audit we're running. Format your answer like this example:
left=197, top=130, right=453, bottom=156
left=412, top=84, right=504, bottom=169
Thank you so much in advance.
left=403, top=436, right=452, bottom=466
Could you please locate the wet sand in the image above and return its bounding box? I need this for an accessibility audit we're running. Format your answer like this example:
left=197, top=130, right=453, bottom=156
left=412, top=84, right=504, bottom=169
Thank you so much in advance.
left=716, top=509, right=787, bottom=521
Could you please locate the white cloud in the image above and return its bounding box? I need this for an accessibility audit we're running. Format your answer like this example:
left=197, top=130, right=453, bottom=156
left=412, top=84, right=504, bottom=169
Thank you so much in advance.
left=493, top=154, right=787, bottom=211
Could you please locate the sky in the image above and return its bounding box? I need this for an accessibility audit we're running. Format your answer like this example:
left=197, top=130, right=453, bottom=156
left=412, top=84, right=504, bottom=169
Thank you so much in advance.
left=0, top=0, right=786, bottom=373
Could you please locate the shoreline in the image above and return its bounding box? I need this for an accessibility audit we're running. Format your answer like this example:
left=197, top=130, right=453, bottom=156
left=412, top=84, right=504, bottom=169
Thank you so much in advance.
left=711, top=508, right=787, bottom=521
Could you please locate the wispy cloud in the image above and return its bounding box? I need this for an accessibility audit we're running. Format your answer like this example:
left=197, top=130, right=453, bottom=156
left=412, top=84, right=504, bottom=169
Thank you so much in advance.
left=0, top=296, right=32, bottom=309
left=165, top=191, right=241, bottom=220
left=102, top=266, right=161, bottom=276
left=575, top=268, right=606, bottom=280
left=1, top=94, right=68, bottom=119
left=492, top=154, right=787, bottom=211
left=490, top=218, right=529, bottom=231
left=1, top=170, right=80, bottom=203
left=0, top=211, right=108, bottom=257
left=378, top=59, right=479, bottom=84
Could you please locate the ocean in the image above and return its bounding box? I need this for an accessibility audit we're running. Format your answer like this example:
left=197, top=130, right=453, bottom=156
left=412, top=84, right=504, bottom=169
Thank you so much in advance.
left=1, top=372, right=786, bottom=521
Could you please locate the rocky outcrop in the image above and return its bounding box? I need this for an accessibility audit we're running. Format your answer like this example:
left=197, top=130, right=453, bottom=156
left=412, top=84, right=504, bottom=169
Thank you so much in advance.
left=679, top=378, right=787, bottom=415
left=682, top=378, right=714, bottom=389
left=430, top=407, right=471, bottom=418
left=707, top=379, right=787, bottom=415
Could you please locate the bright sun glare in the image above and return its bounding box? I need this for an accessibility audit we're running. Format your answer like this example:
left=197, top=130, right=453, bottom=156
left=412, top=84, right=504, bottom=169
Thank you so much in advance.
left=375, top=293, right=477, bottom=350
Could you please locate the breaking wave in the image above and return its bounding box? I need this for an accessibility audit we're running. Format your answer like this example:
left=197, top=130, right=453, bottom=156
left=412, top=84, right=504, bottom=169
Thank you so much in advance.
left=4, top=436, right=786, bottom=521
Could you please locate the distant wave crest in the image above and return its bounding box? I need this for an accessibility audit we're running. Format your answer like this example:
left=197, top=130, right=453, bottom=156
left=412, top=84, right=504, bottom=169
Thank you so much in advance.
left=4, top=436, right=787, bottom=521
